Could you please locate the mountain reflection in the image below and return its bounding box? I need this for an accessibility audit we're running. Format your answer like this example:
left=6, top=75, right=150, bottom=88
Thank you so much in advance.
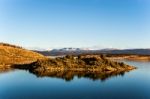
left=29, top=69, right=127, bottom=82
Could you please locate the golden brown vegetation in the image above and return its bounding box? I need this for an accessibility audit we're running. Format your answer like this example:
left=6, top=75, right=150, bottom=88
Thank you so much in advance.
left=106, top=54, right=150, bottom=61
left=0, top=43, right=45, bottom=66
left=20, top=55, right=136, bottom=73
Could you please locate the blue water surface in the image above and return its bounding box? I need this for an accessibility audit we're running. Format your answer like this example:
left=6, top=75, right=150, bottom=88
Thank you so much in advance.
left=0, top=61, right=150, bottom=99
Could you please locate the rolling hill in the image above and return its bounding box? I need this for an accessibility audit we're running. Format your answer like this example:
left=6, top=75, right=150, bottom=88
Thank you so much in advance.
left=0, top=43, right=45, bottom=66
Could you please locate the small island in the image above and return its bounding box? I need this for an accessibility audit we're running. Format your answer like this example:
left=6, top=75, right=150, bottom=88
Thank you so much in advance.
left=0, top=43, right=136, bottom=79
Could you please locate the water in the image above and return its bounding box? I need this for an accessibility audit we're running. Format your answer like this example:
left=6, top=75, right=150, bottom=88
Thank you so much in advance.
left=0, top=61, right=150, bottom=99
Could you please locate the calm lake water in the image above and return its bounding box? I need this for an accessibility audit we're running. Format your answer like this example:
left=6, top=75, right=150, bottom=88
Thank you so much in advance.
left=0, top=61, right=150, bottom=99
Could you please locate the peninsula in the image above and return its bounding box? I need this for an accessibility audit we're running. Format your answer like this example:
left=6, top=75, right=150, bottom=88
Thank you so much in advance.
left=0, top=43, right=136, bottom=76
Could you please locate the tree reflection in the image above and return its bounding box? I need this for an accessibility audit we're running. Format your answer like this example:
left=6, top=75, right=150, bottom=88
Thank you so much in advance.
left=29, top=69, right=127, bottom=82
left=0, top=67, right=129, bottom=82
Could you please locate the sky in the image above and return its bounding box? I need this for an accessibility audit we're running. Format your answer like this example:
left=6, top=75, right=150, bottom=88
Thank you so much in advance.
left=0, top=0, right=150, bottom=49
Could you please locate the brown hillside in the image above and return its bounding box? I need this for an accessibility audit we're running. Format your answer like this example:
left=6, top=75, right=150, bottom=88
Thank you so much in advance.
left=0, top=43, right=45, bottom=66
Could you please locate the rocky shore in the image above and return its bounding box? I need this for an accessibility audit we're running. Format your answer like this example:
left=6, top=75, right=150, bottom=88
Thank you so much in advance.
left=12, top=55, right=136, bottom=74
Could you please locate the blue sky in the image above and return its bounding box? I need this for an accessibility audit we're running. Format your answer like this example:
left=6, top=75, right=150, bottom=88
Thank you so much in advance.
left=0, top=0, right=150, bottom=49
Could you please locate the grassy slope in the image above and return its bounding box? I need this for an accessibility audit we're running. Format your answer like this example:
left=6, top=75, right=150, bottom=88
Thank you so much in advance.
left=0, top=43, right=45, bottom=66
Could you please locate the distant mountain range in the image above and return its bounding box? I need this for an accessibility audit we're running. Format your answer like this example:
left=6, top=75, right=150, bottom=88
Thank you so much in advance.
left=34, top=48, right=150, bottom=56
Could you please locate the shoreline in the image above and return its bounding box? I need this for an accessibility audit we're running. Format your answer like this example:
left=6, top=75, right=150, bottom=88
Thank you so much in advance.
left=107, top=55, right=150, bottom=62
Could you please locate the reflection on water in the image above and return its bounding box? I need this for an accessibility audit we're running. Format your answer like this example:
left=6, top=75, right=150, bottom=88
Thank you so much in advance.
left=0, top=68, right=14, bottom=74
left=0, top=68, right=127, bottom=82
left=30, top=69, right=126, bottom=81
